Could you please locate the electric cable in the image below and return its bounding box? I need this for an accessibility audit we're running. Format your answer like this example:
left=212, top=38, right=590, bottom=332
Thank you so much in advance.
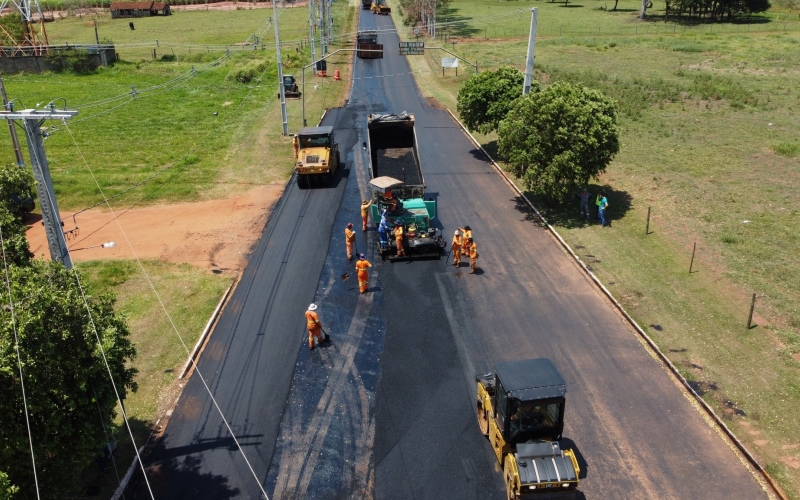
left=60, top=58, right=278, bottom=500
left=91, top=384, right=126, bottom=498
left=22, top=119, right=157, bottom=500
left=0, top=225, right=41, bottom=500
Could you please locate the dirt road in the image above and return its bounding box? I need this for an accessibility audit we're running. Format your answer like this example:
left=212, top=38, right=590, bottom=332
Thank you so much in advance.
left=26, top=184, right=283, bottom=273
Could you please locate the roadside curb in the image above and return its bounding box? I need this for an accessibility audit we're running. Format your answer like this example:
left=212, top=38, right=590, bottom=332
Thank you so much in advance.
left=180, top=280, right=236, bottom=379
left=445, top=108, right=786, bottom=500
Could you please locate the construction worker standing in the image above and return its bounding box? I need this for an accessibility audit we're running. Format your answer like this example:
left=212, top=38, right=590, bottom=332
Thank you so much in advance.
left=394, top=220, right=406, bottom=257
left=345, top=223, right=356, bottom=260
left=451, top=230, right=462, bottom=267
left=293, top=134, right=299, bottom=158
left=355, top=253, right=372, bottom=294
left=360, top=199, right=373, bottom=231
left=459, top=226, right=472, bottom=256
left=305, top=303, right=328, bottom=350
left=467, top=237, right=480, bottom=274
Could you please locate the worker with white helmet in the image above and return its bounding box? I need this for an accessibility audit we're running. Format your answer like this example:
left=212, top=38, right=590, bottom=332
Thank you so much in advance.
left=305, top=303, right=328, bottom=350
left=451, top=229, right=462, bottom=267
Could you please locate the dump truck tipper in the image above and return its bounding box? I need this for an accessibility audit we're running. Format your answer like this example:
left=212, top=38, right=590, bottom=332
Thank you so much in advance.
left=476, top=358, right=580, bottom=499
left=366, top=112, right=444, bottom=259
left=356, top=30, right=383, bottom=59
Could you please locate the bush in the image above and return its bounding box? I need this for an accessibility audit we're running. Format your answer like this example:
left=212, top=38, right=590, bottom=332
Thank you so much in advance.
left=45, top=48, right=96, bottom=75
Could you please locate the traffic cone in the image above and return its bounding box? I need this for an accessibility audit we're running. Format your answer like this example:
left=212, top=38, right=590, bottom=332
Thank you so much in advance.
left=333, top=68, right=341, bottom=81
left=317, top=69, right=327, bottom=77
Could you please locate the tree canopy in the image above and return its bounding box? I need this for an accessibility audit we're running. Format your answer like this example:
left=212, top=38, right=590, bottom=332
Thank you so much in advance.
left=497, top=82, right=620, bottom=203
left=456, top=67, right=530, bottom=135
left=0, top=164, right=137, bottom=499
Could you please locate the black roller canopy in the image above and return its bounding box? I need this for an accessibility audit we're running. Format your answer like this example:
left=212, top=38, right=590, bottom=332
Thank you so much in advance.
left=495, top=358, right=567, bottom=401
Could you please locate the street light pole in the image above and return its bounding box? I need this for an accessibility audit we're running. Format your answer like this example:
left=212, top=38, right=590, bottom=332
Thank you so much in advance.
left=523, top=7, right=538, bottom=95
left=273, top=0, right=289, bottom=136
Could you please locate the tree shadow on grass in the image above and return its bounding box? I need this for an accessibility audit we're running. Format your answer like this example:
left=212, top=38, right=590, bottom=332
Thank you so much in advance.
left=437, top=6, right=482, bottom=38
left=649, top=13, right=772, bottom=25
left=522, top=184, right=632, bottom=230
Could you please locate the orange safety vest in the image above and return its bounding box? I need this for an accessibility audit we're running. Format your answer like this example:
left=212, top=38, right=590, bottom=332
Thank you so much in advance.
left=462, top=229, right=472, bottom=241
left=452, top=234, right=462, bottom=249
left=356, top=260, right=372, bottom=272
left=361, top=201, right=372, bottom=217
left=394, top=226, right=404, bottom=239
left=345, top=228, right=356, bottom=242
left=305, top=310, right=320, bottom=329
left=469, top=242, right=478, bottom=259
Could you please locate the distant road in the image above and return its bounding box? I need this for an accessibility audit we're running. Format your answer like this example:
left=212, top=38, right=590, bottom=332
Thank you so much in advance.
left=131, top=7, right=771, bottom=500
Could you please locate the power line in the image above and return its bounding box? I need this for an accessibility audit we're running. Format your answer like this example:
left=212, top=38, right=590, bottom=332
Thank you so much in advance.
left=60, top=56, right=278, bottom=500
left=0, top=226, right=41, bottom=500
left=22, top=119, right=157, bottom=500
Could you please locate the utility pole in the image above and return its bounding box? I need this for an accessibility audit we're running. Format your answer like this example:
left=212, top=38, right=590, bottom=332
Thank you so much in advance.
left=308, top=0, right=316, bottom=70
left=523, top=7, right=538, bottom=95
left=0, top=107, right=78, bottom=268
left=327, top=0, right=333, bottom=46
left=0, top=76, right=25, bottom=167
left=273, top=0, right=289, bottom=136
left=320, top=0, right=327, bottom=54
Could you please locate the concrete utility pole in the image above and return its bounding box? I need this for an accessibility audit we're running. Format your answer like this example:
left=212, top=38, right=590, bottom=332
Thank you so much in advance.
left=308, top=0, right=316, bottom=69
left=523, top=7, right=538, bottom=95
left=273, top=0, right=289, bottom=136
left=0, top=76, right=25, bottom=167
left=327, top=0, right=333, bottom=46
left=0, top=107, right=78, bottom=268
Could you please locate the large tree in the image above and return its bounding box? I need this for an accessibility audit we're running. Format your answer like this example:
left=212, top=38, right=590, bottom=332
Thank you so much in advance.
left=456, top=66, right=530, bottom=135
left=0, top=164, right=35, bottom=222
left=0, top=260, right=137, bottom=499
left=498, top=82, right=620, bottom=203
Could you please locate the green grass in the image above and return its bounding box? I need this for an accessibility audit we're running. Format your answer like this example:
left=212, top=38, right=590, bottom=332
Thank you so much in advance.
left=3, top=5, right=358, bottom=496
left=77, top=260, right=231, bottom=497
left=395, top=0, right=800, bottom=496
left=2, top=4, right=356, bottom=211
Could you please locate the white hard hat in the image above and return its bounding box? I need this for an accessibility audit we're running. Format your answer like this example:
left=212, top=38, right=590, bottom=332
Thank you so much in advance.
left=308, top=303, right=317, bottom=311
left=454, top=230, right=459, bottom=235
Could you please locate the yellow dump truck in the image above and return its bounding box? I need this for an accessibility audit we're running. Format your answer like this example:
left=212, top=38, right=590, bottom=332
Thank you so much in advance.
left=294, top=126, right=340, bottom=189
left=476, top=358, right=580, bottom=499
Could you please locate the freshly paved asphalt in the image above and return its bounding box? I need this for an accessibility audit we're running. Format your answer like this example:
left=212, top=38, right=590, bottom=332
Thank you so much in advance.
left=131, top=7, right=771, bottom=500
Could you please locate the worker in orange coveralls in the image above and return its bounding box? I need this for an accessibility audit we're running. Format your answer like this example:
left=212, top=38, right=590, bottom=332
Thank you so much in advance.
left=361, top=199, right=373, bottom=231
left=293, top=134, right=299, bottom=158
left=467, top=237, right=480, bottom=274
left=459, top=226, right=473, bottom=256
left=451, top=230, right=462, bottom=267
left=305, top=303, right=328, bottom=350
left=355, top=253, right=372, bottom=294
left=393, top=220, right=406, bottom=257
left=345, top=223, right=356, bottom=260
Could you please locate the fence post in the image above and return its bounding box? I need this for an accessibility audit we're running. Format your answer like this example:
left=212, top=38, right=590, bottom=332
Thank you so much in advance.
left=747, top=293, right=757, bottom=329
left=645, top=207, right=651, bottom=235
left=689, top=242, right=696, bottom=273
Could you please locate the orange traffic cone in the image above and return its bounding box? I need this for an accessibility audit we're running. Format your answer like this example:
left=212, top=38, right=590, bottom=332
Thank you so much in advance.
left=317, top=69, right=327, bottom=77
left=333, top=68, right=341, bottom=81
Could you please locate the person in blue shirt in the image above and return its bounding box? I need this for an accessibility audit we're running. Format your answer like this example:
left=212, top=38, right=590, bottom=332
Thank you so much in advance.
left=598, top=190, right=609, bottom=227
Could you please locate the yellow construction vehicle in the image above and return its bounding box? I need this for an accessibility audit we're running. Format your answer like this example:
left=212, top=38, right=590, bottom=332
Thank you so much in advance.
left=371, top=0, right=391, bottom=14
left=294, top=126, right=340, bottom=189
left=476, top=358, right=580, bottom=499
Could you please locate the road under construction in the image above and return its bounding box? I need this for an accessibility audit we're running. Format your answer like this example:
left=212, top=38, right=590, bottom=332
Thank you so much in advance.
left=129, top=8, right=774, bottom=500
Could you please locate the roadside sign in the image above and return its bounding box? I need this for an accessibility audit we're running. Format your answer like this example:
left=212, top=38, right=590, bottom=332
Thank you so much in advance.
left=399, top=41, right=424, bottom=55
left=441, top=57, right=458, bottom=68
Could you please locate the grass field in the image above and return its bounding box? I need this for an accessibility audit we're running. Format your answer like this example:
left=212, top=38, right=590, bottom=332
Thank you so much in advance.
left=3, top=4, right=357, bottom=497
left=395, top=0, right=800, bottom=496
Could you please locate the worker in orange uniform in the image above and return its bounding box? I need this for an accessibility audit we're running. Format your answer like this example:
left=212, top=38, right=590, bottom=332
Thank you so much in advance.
left=459, top=226, right=472, bottom=256
left=305, top=303, right=328, bottom=350
left=467, top=237, right=480, bottom=274
left=355, top=253, right=372, bottom=294
left=360, top=199, right=373, bottom=231
left=451, top=230, right=462, bottom=267
left=393, top=220, right=406, bottom=257
left=293, top=134, right=299, bottom=158
left=345, top=223, right=356, bottom=260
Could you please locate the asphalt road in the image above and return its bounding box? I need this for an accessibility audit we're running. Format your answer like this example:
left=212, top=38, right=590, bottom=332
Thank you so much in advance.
left=131, top=7, right=772, bottom=500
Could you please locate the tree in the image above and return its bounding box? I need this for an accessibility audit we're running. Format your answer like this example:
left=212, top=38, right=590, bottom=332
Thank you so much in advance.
left=0, top=206, right=33, bottom=267
left=0, top=164, right=35, bottom=222
left=456, top=67, right=530, bottom=135
left=0, top=260, right=137, bottom=499
left=0, top=472, right=18, bottom=500
left=497, top=82, right=620, bottom=204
